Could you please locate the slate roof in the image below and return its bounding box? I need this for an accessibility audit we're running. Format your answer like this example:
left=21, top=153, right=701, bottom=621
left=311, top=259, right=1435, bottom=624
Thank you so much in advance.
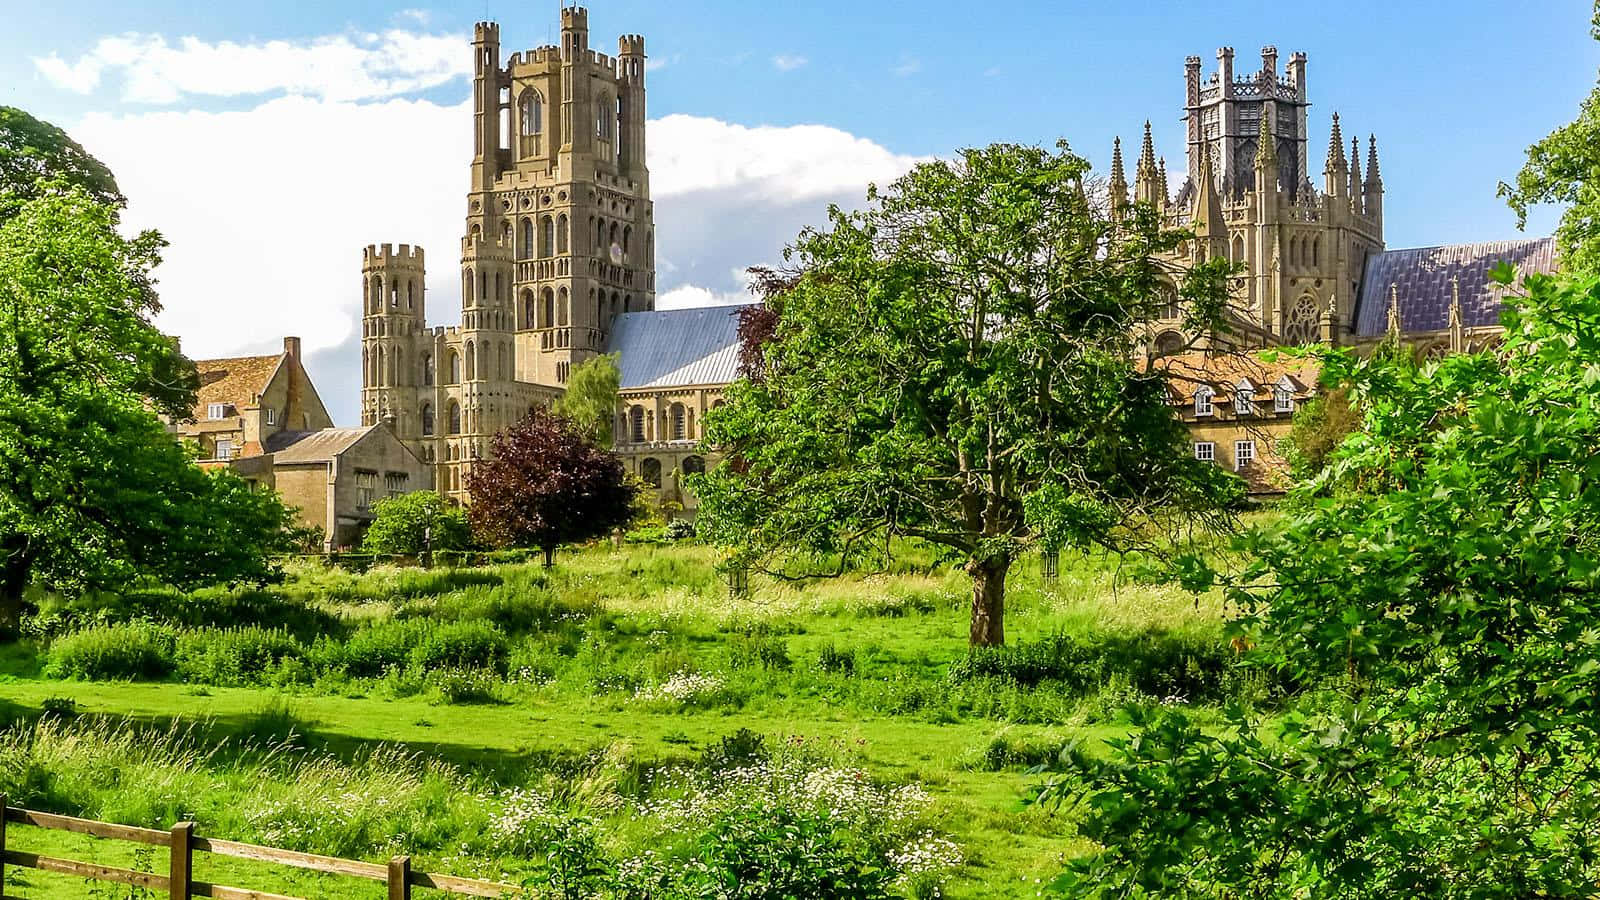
left=606, top=304, right=752, bottom=390
left=1354, top=237, right=1558, bottom=337
left=193, top=353, right=284, bottom=415
left=267, top=427, right=375, bottom=464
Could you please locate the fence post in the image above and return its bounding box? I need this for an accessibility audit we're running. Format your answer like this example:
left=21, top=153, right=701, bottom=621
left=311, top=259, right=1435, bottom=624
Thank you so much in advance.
left=388, top=855, right=411, bottom=900
left=169, top=821, right=193, bottom=899
left=1, top=794, right=8, bottom=900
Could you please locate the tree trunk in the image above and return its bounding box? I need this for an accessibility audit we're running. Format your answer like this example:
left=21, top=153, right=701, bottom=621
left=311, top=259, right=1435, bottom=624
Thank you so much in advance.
left=967, top=556, right=1010, bottom=647
left=542, top=545, right=555, bottom=568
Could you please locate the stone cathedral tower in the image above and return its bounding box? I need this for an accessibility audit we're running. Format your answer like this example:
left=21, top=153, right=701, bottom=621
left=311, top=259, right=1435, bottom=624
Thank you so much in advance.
left=1118, top=46, right=1385, bottom=352
left=361, top=6, right=657, bottom=502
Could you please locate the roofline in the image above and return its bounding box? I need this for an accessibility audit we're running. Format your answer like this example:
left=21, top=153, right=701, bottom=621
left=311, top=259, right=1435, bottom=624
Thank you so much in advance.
left=1373, top=235, right=1555, bottom=255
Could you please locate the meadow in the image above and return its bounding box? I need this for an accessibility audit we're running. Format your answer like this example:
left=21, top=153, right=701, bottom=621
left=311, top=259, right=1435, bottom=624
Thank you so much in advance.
left=0, top=538, right=1248, bottom=898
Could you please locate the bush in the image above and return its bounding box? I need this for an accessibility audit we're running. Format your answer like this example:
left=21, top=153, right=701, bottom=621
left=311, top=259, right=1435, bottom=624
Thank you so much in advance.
left=729, top=631, right=791, bottom=671
left=686, top=803, right=892, bottom=900
left=327, top=620, right=433, bottom=677
left=701, top=727, right=769, bottom=770
left=409, top=621, right=509, bottom=673
left=947, top=630, right=1239, bottom=702
left=815, top=644, right=856, bottom=676
left=175, top=627, right=306, bottom=686
left=45, top=623, right=176, bottom=680
left=362, top=491, right=473, bottom=555
left=428, top=668, right=502, bottom=705
left=664, top=519, right=697, bottom=542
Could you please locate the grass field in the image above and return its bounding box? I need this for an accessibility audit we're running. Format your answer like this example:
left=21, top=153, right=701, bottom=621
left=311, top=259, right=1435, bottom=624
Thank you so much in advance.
left=0, top=541, right=1239, bottom=898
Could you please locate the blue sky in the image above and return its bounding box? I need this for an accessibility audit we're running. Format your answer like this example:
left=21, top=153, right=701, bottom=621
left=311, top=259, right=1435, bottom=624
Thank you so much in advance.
left=4, top=0, right=1596, bottom=423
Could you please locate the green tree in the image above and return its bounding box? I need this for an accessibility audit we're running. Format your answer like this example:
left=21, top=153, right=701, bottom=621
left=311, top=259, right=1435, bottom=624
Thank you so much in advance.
left=1060, top=266, right=1600, bottom=897
left=693, top=143, right=1240, bottom=646
left=361, top=491, right=473, bottom=555
left=0, top=184, right=293, bottom=628
left=552, top=352, right=621, bottom=446
left=0, top=107, right=123, bottom=219
left=1500, top=5, right=1600, bottom=272
left=1278, top=386, right=1361, bottom=482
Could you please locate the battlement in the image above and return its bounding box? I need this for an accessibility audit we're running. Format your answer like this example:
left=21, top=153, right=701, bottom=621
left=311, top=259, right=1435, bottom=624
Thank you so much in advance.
left=364, top=243, right=426, bottom=269
left=1190, top=44, right=1306, bottom=103
left=561, top=6, right=589, bottom=28
left=619, top=34, right=645, bottom=56
left=507, top=45, right=562, bottom=67
left=473, top=21, right=499, bottom=44
left=461, top=234, right=515, bottom=261
left=586, top=49, right=617, bottom=73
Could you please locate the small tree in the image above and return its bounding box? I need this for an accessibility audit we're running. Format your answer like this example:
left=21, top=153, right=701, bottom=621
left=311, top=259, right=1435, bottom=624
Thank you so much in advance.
left=466, top=409, right=637, bottom=567
left=362, top=491, right=472, bottom=556
left=693, top=143, right=1240, bottom=647
left=553, top=352, right=621, bottom=446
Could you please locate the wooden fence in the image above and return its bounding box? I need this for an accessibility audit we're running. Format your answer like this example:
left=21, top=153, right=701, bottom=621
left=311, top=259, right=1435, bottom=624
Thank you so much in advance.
left=0, top=797, right=518, bottom=899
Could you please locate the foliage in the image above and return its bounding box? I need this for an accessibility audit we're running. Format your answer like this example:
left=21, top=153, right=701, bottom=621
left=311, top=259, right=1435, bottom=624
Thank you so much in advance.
left=0, top=106, right=123, bottom=218
left=361, top=491, right=473, bottom=555
left=466, top=409, right=637, bottom=566
left=1060, top=268, right=1600, bottom=896
left=45, top=622, right=177, bottom=680
left=948, top=629, right=1244, bottom=703
left=1277, top=386, right=1360, bottom=482
left=686, top=802, right=894, bottom=899
left=0, top=184, right=286, bottom=628
left=552, top=352, right=622, bottom=446
left=1499, top=5, right=1600, bottom=273
left=408, top=620, right=509, bottom=673
left=693, top=142, right=1241, bottom=646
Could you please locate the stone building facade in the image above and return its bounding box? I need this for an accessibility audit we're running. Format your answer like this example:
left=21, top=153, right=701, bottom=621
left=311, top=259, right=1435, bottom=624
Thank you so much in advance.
left=361, top=7, right=655, bottom=503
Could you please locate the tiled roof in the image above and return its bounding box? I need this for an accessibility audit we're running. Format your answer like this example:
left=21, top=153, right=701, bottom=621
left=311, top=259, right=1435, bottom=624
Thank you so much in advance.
left=1355, top=237, right=1558, bottom=337
left=268, top=427, right=375, bottom=464
left=606, top=304, right=752, bottom=390
left=193, top=353, right=283, bottom=415
left=1149, top=350, right=1322, bottom=402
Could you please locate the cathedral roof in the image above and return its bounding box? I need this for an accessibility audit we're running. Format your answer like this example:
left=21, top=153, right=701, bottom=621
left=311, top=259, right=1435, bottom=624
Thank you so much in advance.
left=1354, top=237, right=1558, bottom=337
left=607, top=303, right=753, bottom=390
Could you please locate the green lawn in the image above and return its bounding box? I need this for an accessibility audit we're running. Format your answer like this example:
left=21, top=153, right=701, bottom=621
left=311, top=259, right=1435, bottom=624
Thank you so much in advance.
left=0, top=542, right=1233, bottom=898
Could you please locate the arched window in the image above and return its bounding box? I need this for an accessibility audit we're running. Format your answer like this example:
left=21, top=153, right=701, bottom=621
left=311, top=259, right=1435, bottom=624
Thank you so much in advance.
left=464, top=270, right=474, bottom=306
left=520, top=218, right=535, bottom=259
left=1231, top=234, right=1246, bottom=264
left=422, top=352, right=433, bottom=386
left=407, top=280, right=415, bottom=310
left=669, top=403, right=687, bottom=441
left=540, top=216, right=554, bottom=259
left=622, top=225, right=632, bottom=261
left=465, top=341, right=477, bottom=381
left=421, top=403, right=435, bottom=436
left=682, top=456, right=706, bottom=476
left=541, top=287, right=555, bottom=329
left=616, top=95, right=627, bottom=162
left=1234, top=381, right=1254, bottom=416
left=518, top=89, right=543, bottom=152
left=1283, top=295, right=1320, bottom=345
left=556, top=214, right=569, bottom=254
left=640, top=457, right=662, bottom=488
left=609, top=223, right=620, bottom=257
left=595, top=218, right=605, bottom=255
left=370, top=276, right=382, bottom=314
left=1153, top=331, right=1186, bottom=358
left=448, top=351, right=461, bottom=384
left=520, top=288, right=535, bottom=330
left=558, top=287, right=570, bottom=327
left=596, top=95, right=611, bottom=140
left=448, top=402, right=463, bottom=435
left=629, top=406, right=646, bottom=443
left=1312, top=236, right=1322, bottom=268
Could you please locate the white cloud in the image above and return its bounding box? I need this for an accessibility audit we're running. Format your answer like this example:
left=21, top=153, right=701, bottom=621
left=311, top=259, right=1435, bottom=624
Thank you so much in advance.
left=34, top=29, right=468, bottom=103
left=64, top=48, right=920, bottom=424
left=892, top=56, right=922, bottom=78
left=772, top=54, right=808, bottom=72
left=396, top=9, right=432, bottom=26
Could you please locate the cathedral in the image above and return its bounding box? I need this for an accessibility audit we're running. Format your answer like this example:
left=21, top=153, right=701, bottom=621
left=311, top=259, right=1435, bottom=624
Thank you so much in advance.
left=359, top=14, right=1557, bottom=503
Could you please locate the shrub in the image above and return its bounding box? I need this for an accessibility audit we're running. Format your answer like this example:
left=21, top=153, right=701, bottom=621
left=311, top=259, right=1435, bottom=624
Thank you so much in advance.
left=45, top=622, right=176, bottom=680
left=686, top=803, right=893, bottom=900
left=702, top=727, right=769, bottom=770
left=330, top=620, right=433, bottom=677
left=175, top=627, right=306, bottom=686
left=729, top=632, right=791, bottom=671
left=664, top=519, right=697, bottom=542
left=428, top=667, right=502, bottom=705
left=947, top=630, right=1239, bottom=702
left=39, top=696, right=77, bottom=718
left=362, top=491, right=473, bottom=555
left=409, top=621, right=509, bottom=673
left=815, top=643, right=856, bottom=676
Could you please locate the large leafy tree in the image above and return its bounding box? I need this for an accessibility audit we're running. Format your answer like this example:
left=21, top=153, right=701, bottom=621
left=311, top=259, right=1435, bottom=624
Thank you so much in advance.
left=0, top=183, right=292, bottom=628
left=1060, top=266, right=1600, bottom=896
left=0, top=107, right=123, bottom=220
left=693, top=143, right=1240, bottom=647
left=466, top=410, right=637, bottom=567
left=362, top=491, right=473, bottom=555
left=553, top=352, right=622, bottom=446
left=1500, top=5, right=1600, bottom=272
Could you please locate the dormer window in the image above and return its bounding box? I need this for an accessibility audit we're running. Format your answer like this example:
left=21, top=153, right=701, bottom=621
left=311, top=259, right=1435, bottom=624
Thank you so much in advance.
left=1234, top=389, right=1253, bottom=416
left=1194, top=388, right=1215, bottom=417
left=1274, top=386, right=1294, bottom=413
left=207, top=403, right=228, bottom=420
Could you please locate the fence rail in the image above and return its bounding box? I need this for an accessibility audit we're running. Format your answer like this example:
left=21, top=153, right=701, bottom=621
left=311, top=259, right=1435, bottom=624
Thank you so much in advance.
left=0, top=797, right=518, bottom=899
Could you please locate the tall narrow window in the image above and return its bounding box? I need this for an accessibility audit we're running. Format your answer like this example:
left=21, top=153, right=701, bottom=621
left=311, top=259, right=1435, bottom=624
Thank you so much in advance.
left=670, top=403, right=687, bottom=441
left=448, top=402, right=463, bottom=435
left=540, top=216, right=554, bottom=259
left=1194, top=387, right=1215, bottom=417
left=1234, top=385, right=1253, bottom=416
left=421, top=403, right=435, bottom=436
left=1234, top=440, right=1255, bottom=471
left=1275, top=386, right=1295, bottom=413
left=520, top=218, right=535, bottom=259
left=629, top=406, right=645, bottom=443
left=556, top=215, right=569, bottom=254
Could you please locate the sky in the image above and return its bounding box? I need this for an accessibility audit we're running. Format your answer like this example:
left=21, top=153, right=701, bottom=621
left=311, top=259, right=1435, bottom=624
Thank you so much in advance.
left=3, top=0, right=1596, bottom=425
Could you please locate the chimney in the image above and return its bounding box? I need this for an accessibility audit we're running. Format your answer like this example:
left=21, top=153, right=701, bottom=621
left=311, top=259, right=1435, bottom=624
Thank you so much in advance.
left=283, top=336, right=302, bottom=358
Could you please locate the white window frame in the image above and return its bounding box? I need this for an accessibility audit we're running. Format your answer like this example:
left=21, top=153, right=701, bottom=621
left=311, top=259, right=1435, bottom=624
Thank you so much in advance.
left=1194, top=388, right=1215, bottom=417
left=265, top=407, right=277, bottom=426
left=1234, top=440, right=1255, bottom=471
left=214, top=439, right=235, bottom=461
left=1234, top=389, right=1253, bottom=417
left=207, top=403, right=227, bottom=420
left=1274, top=387, right=1294, bottom=413
left=1194, top=441, right=1215, bottom=462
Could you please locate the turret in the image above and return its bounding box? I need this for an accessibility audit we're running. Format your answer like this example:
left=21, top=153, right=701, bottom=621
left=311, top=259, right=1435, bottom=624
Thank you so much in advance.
left=560, top=6, right=594, bottom=161
left=361, top=244, right=427, bottom=431
left=618, top=34, right=648, bottom=182
left=1260, top=45, right=1278, bottom=80
left=1108, top=137, right=1129, bottom=219
left=1134, top=121, right=1163, bottom=208
left=1324, top=113, right=1348, bottom=200
left=471, top=22, right=502, bottom=193
left=1218, top=46, right=1235, bottom=98
left=1364, top=135, right=1384, bottom=231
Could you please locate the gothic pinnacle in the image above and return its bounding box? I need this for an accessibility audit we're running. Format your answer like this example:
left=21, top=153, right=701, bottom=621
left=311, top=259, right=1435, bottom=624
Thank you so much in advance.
left=1326, top=113, right=1347, bottom=174
left=1138, top=121, right=1157, bottom=176
left=1255, top=110, right=1276, bottom=169
left=1109, top=137, right=1129, bottom=209
left=1366, top=135, right=1383, bottom=187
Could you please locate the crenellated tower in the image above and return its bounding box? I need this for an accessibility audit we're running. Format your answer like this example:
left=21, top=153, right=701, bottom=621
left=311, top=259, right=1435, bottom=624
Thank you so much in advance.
left=361, top=7, right=654, bottom=503
left=1140, top=45, right=1384, bottom=351
left=361, top=244, right=426, bottom=437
